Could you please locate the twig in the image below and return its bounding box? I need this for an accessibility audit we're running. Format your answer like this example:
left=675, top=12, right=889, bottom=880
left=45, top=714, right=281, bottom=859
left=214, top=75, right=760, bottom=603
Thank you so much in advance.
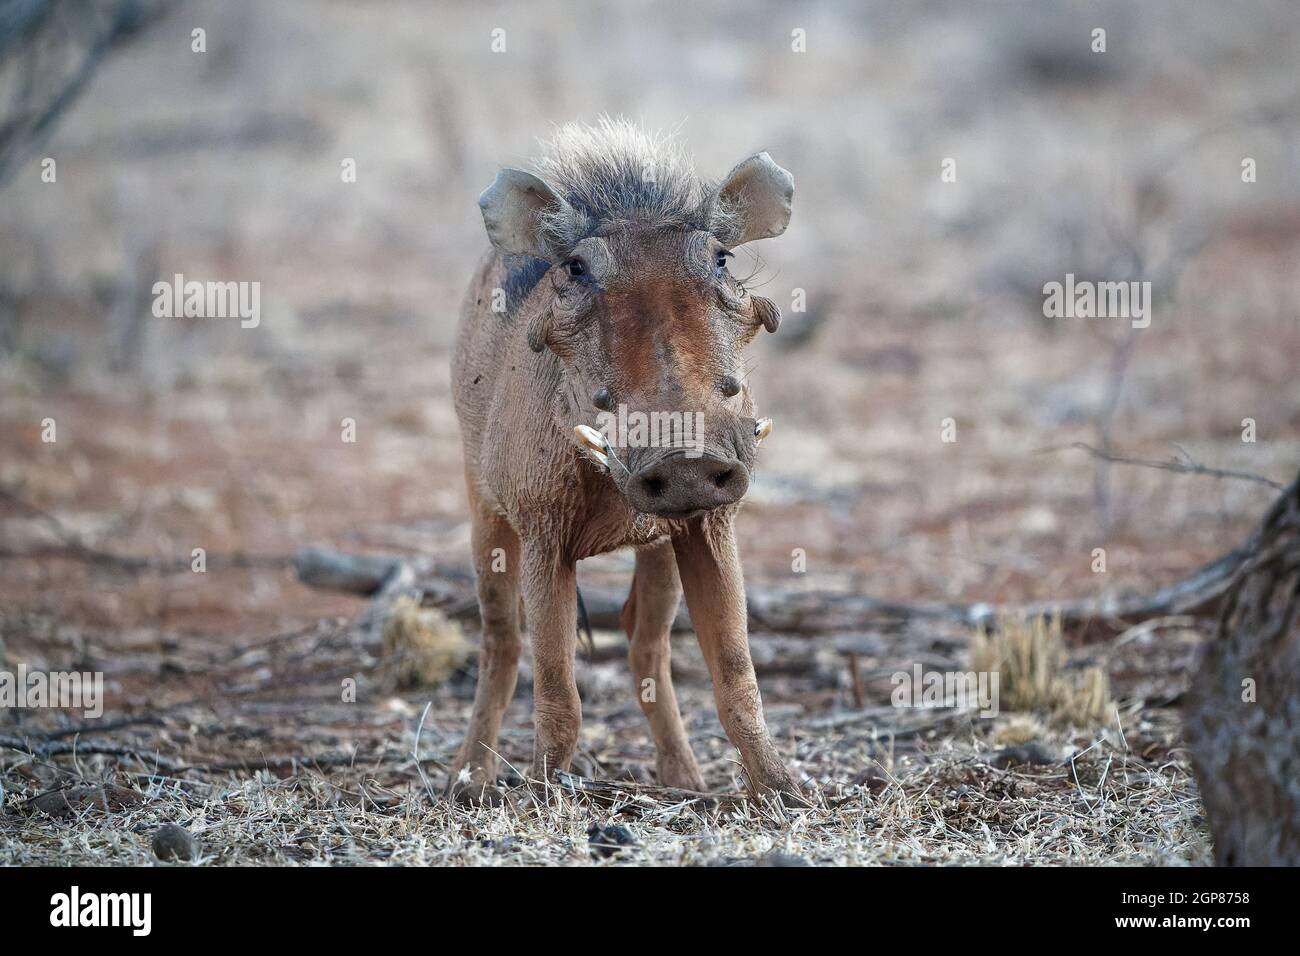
left=847, top=652, right=864, bottom=709
left=24, top=714, right=165, bottom=741
left=1111, top=615, right=1199, bottom=649
left=0, top=487, right=287, bottom=572
left=1092, top=327, right=1142, bottom=528
left=186, top=751, right=405, bottom=774
left=1069, top=442, right=1283, bottom=490
left=411, top=701, right=437, bottom=803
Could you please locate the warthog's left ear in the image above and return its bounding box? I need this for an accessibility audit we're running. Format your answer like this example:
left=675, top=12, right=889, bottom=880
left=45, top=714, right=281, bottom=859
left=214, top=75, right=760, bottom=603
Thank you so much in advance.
left=714, top=151, right=794, bottom=246
left=478, top=168, right=570, bottom=260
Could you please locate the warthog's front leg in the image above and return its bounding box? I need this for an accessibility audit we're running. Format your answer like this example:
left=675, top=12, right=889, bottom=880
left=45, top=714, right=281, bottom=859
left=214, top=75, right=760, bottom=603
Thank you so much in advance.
left=672, top=519, right=802, bottom=800
left=447, top=486, right=522, bottom=806
left=621, top=539, right=706, bottom=791
left=521, top=545, right=581, bottom=784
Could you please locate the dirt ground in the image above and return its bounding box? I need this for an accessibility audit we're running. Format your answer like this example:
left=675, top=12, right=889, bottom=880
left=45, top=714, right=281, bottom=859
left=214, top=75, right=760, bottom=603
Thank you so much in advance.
left=1, top=0, right=1298, bottom=864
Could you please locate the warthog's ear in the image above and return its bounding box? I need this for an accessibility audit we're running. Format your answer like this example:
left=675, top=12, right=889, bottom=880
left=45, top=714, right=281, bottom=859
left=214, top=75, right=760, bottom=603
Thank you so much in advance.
left=714, top=152, right=794, bottom=246
left=478, top=168, right=569, bottom=259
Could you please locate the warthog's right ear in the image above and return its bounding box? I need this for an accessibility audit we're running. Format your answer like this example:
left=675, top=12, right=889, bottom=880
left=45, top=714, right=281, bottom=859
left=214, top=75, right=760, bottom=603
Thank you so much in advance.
left=478, top=168, right=569, bottom=260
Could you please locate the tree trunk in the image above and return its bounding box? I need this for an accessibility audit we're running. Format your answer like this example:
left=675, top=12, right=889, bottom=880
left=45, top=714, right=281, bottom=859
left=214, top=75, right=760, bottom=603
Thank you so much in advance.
left=1185, top=472, right=1300, bottom=865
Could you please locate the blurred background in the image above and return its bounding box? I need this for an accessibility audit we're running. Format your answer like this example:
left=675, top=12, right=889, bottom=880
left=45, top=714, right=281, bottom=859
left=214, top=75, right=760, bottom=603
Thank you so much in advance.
left=2, top=0, right=1298, bottom=638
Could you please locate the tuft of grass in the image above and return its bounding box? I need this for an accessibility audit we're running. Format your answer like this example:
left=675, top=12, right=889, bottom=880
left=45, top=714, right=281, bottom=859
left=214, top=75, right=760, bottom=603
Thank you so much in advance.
left=381, top=596, right=472, bottom=690
left=972, top=614, right=1112, bottom=728
left=989, top=713, right=1047, bottom=747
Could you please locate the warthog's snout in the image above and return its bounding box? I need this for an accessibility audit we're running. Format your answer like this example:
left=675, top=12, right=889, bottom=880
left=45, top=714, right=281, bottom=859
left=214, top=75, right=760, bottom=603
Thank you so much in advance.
left=626, top=453, right=750, bottom=517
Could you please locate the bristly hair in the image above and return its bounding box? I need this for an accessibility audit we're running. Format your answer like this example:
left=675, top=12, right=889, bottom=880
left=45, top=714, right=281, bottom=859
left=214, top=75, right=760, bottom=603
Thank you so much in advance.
left=531, top=116, right=740, bottom=251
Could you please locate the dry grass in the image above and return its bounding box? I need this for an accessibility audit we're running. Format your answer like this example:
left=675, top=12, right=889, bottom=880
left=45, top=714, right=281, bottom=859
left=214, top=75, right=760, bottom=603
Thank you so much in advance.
left=973, top=614, right=1113, bottom=727
left=0, top=711, right=1208, bottom=866
left=0, top=615, right=1209, bottom=866
left=381, top=598, right=472, bottom=691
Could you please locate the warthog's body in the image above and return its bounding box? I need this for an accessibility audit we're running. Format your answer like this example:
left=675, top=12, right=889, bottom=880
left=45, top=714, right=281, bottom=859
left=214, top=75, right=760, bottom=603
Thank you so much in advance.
left=449, top=119, right=800, bottom=800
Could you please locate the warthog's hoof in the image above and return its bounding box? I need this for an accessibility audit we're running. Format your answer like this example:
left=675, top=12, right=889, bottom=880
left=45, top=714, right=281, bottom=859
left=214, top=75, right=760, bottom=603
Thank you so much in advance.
left=446, top=773, right=505, bottom=808
left=746, top=771, right=817, bottom=810
left=656, top=757, right=707, bottom=793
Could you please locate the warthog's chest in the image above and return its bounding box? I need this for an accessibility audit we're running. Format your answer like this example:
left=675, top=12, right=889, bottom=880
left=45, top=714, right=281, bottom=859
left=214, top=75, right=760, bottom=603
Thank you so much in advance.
left=569, top=499, right=672, bottom=559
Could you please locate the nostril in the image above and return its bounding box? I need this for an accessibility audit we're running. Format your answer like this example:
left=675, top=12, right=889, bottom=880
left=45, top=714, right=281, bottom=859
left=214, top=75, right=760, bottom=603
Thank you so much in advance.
left=629, top=457, right=748, bottom=514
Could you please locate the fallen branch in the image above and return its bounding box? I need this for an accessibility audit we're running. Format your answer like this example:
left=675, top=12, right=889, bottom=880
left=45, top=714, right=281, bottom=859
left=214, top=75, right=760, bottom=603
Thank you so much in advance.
left=24, top=714, right=165, bottom=741
left=5, top=473, right=1284, bottom=643
left=551, top=769, right=747, bottom=814
left=0, top=736, right=184, bottom=772
left=293, top=536, right=1256, bottom=637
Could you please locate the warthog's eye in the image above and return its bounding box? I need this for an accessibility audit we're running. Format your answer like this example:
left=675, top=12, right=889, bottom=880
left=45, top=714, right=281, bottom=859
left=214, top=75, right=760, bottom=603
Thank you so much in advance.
left=565, top=257, right=586, bottom=279
left=714, top=249, right=732, bottom=278
left=720, top=375, right=741, bottom=398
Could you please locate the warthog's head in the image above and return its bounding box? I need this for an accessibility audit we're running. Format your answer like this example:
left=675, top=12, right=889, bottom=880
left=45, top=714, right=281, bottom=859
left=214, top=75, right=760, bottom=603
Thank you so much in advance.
left=478, top=120, right=791, bottom=518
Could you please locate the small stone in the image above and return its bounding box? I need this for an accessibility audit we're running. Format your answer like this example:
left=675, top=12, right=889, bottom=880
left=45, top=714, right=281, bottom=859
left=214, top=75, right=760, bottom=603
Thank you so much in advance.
left=989, top=743, right=1058, bottom=769
left=587, top=822, right=637, bottom=858
left=476, top=835, right=521, bottom=854
left=755, top=851, right=811, bottom=867
left=152, top=823, right=196, bottom=862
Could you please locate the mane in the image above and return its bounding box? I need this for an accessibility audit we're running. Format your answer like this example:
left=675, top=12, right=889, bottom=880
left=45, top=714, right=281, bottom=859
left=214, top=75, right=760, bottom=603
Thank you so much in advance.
left=530, top=116, right=738, bottom=250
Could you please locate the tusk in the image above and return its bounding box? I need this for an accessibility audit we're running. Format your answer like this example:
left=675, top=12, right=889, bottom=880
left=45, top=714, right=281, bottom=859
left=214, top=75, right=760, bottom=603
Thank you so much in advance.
left=573, top=424, right=610, bottom=466
left=574, top=424, right=632, bottom=476
left=754, top=417, right=773, bottom=444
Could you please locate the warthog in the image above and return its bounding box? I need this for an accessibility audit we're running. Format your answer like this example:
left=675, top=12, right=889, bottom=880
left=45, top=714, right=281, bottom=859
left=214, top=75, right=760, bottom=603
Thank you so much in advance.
left=449, top=118, right=801, bottom=802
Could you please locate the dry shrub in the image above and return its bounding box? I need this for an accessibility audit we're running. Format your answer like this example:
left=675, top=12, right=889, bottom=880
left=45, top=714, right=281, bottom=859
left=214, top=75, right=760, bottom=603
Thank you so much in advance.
left=972, top=613, right=1111, bottom=728
left=381, top=596, right=472, bottom=689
